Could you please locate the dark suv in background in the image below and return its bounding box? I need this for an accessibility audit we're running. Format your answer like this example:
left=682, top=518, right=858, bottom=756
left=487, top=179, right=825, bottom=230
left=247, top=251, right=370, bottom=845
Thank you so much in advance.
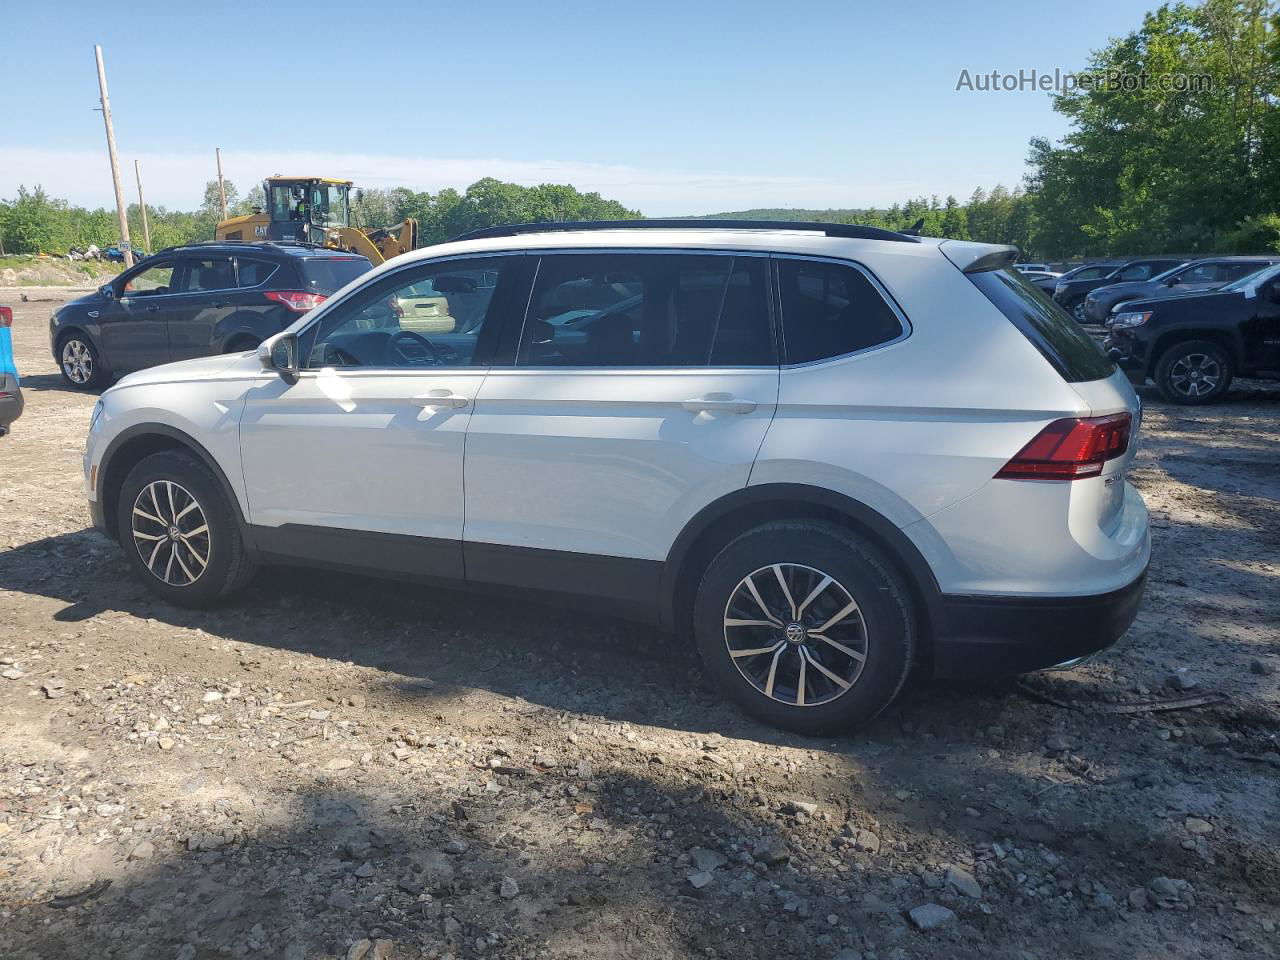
left=1105, top=263, right=1280, bottom=403
left=50, top=242, right=372, bottom=389
left=1053, top=257, right=1185, bottom=321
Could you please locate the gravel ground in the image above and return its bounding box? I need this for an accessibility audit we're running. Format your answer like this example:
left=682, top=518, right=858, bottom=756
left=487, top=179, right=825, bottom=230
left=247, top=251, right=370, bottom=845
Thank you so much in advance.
left=1, top=289, right=1277, bottom=960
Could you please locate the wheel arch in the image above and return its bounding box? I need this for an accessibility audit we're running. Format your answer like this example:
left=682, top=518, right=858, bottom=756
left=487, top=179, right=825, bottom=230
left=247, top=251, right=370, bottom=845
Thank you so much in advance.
left=98, top=424, right=247, bottom=543
left=1150, top=328, right=1244, bottom=373
left=661, top=483, right=943, bottom=655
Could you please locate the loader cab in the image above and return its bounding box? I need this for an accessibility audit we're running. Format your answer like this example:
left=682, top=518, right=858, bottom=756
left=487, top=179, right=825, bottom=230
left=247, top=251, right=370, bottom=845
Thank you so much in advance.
left=264, top=177, right=352, bottom=243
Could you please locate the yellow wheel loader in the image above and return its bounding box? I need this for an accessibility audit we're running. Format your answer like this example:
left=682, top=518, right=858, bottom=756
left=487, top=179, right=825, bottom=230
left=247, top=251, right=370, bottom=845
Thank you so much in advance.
left=216, top=176, right=417, bottom=265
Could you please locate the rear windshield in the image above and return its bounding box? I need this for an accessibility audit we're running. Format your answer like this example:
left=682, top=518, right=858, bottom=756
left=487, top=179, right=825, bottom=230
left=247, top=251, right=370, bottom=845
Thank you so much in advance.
left=298, top=256, right=372, bottom=293
left=967, top=267, right=1116, bottom=382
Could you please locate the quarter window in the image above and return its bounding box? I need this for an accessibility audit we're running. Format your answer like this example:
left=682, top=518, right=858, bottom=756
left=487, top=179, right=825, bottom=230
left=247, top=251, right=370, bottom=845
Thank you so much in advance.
left=236, top=259, right=278, bottom=287
left=519, top=253, right=773, bottom=367
left=777, top=259, right=903, bottom=364
left=178, top=257, right=237, bottom=293
left=300, top=257, right=515, bottom=369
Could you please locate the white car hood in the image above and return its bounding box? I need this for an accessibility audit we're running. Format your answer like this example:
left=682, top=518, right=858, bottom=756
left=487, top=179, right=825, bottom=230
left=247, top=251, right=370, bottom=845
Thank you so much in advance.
left=112, top=351, right=263, bottom=390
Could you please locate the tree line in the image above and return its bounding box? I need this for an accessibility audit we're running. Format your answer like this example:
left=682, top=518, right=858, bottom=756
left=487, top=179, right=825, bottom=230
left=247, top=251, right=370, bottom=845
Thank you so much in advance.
left=4, top=0, right=1276, bottom=262
left=0, top=178, right=640, bottom=257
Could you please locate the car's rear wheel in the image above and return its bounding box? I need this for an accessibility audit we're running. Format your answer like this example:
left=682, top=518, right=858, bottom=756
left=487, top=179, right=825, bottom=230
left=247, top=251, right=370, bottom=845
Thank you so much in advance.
left=693, top=521, right=916, bottom=734
left=117, top=451, right=256, bottom=607
left=1154, top=339, right=1232, bottom=405
left=1070, top=301, right=1087, bottom=322
left=58, top=334, right=107, bottom=390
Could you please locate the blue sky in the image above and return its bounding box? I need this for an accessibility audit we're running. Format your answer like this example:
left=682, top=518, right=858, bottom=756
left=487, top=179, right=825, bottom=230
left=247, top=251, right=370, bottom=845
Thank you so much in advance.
left=1, top=0, right=1157, bottom=215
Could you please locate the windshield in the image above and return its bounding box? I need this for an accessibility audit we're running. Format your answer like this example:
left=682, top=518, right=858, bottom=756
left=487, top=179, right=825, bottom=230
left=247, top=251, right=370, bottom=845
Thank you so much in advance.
left=1221, top=263, right=1280, bottom=292
left=1150, top=262, right=1189, bottom=282
left=309, top=183, right=350, bottom=227
left=269, top=182, right=350, bottom=227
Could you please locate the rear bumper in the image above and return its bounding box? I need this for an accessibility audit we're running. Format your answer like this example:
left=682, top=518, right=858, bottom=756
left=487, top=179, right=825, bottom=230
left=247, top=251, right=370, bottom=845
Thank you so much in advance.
left=931, top=568, right=1147, bottom=678
left=0, top=377, right=22, bottom=434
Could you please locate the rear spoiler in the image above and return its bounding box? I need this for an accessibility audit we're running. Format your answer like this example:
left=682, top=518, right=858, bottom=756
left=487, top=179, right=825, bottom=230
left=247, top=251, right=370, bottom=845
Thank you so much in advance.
left=939, top=241, right=1019, bottom=274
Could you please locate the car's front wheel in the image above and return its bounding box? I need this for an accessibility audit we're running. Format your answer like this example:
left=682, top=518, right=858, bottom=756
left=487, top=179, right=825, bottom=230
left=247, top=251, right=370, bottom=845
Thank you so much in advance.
left=1154, top=339, right=1233, bottom=404
left=58, top=334, right=107, bottom=390
left=1070, top=300, right=1087, bottom=322
left=693, top=522, right=916, bottom=735
left=117, top=450, right=256, bottom=606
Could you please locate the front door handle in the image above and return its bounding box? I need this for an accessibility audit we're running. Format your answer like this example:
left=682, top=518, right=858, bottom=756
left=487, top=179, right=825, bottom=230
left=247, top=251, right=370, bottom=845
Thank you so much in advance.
left=682, top=394, right=757, bottom=415
left=412, top=390, right=469, bottom=409
left=145, top=304, right=160, bottom=312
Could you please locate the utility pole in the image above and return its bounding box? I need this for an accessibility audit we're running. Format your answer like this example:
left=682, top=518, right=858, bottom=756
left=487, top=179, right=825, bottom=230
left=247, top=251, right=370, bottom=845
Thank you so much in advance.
left=216, top=147, right=229, bottom=221
left=94, top=45, right=133, bottom=269
left=134, top=160, right=151, bottom=255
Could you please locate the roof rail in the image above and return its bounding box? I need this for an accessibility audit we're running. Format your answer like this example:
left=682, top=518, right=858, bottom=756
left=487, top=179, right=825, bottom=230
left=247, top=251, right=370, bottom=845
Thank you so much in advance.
left=449, top=219, right=921, bottom=244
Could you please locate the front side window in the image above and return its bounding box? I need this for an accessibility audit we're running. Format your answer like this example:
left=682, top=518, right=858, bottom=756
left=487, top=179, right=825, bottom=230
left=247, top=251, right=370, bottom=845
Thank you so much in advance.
left=777, top=259, right=904, bottom=364
left=1073, top=267, right=1108, bottom=281
left=120, top=260, right=175, bottom=297
left=519, top=253, right=773, bottom=367
left=300, top=256, right=514, bottom=370
left=1179, top=262, right=1226, bottom=283
left=177, top=257, right=236, bottom=293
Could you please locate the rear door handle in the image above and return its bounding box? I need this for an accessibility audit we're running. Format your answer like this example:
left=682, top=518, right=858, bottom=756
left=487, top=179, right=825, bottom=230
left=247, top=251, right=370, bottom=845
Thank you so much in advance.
left=682, top=394, right=757, bottom=414
left=412, top=390, right=469, bottom=409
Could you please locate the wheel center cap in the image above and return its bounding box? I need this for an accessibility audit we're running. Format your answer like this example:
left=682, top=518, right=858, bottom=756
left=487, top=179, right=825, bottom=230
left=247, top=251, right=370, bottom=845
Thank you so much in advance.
left=784, top=622, right=806, bottom=644
left=168, top=526, right=181, bottom=541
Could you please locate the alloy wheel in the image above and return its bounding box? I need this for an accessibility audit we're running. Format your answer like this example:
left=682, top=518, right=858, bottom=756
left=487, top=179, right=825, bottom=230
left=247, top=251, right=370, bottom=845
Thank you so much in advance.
left=131, top=480, right=211, bottom=586
left=1071, top=302, right=1086, bottom=321
left=61, top=339, right=93, bottom=385
left=722, top=563, right=868, bottom=707
left=1169, top=353, right=1221, bottom=398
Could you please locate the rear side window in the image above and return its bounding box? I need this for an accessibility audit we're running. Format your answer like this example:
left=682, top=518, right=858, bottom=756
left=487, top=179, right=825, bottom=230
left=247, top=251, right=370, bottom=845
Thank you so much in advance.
left=519, top=253, right=774, bottom=367
left=967, top=267, right=1115, bottom=382
left=299, top=256, right=372, bottom=293
left=236, top=258, right=278, bottom=288
left=776, top=259, right=904, bottom=364
left=178, top=256, right=236, bottom=293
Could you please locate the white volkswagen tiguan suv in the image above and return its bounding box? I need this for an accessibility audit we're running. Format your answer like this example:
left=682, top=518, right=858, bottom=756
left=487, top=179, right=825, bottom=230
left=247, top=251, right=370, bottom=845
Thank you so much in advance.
left=84, top=221, right=1150, bottom=733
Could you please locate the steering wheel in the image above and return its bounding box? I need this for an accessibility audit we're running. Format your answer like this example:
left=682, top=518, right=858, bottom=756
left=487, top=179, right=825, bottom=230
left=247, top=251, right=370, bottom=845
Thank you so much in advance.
left=387, top=329, right=441, bottom=366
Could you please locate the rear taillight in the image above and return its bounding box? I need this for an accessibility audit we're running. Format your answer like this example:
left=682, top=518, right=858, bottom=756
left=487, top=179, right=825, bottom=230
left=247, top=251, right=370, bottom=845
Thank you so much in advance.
left=0, top=306, right=12, bottom=327
left=996, top=413, right=1132, bottom=481
left=264, top=291, right=327, bottom=313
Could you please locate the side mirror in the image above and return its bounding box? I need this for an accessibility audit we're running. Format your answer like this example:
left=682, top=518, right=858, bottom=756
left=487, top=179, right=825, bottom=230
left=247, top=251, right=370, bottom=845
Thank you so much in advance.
left=259, top=333, right=300, bottom=383
left=99, top=284, right=115, bottom=299
left=1165, top=275, right=1180, bottom=286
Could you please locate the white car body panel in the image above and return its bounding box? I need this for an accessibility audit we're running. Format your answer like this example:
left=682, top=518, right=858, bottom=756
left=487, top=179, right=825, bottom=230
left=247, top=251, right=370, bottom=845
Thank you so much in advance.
left=464, top=367, right=779, bottom=560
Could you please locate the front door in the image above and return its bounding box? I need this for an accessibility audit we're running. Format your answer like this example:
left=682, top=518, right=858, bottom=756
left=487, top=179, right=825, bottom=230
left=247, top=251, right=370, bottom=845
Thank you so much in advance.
left=463, top=251, right=779, bottom=600
left=167, top=254, right=238, bottom=362
left=1245, top=277, right=1280, bottom=371
left=237, top=255, right=526, bottom=580
left=102, top=258, right=179, bottom=374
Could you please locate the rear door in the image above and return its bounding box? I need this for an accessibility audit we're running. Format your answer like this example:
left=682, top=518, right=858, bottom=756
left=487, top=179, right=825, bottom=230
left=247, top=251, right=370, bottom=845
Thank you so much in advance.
left=463, top=250, right=778, bottom=602
left=166, top=254, right=238, bottom=362
left=102, top=258, right=179, bottom=373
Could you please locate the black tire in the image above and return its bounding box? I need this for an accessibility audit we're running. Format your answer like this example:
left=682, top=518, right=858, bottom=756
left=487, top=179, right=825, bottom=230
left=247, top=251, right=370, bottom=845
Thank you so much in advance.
left=1153, top=339, right=1233, bottom=405
left=693, top=521, right=916, bottom=735
left=116, top=451, right=257, bottom=607
left=57, top=332, right=108, bottom=390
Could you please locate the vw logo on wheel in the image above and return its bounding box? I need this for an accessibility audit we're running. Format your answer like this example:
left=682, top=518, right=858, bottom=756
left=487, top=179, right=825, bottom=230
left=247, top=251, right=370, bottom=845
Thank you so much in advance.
left=785, top=622, right=806, bottom=644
